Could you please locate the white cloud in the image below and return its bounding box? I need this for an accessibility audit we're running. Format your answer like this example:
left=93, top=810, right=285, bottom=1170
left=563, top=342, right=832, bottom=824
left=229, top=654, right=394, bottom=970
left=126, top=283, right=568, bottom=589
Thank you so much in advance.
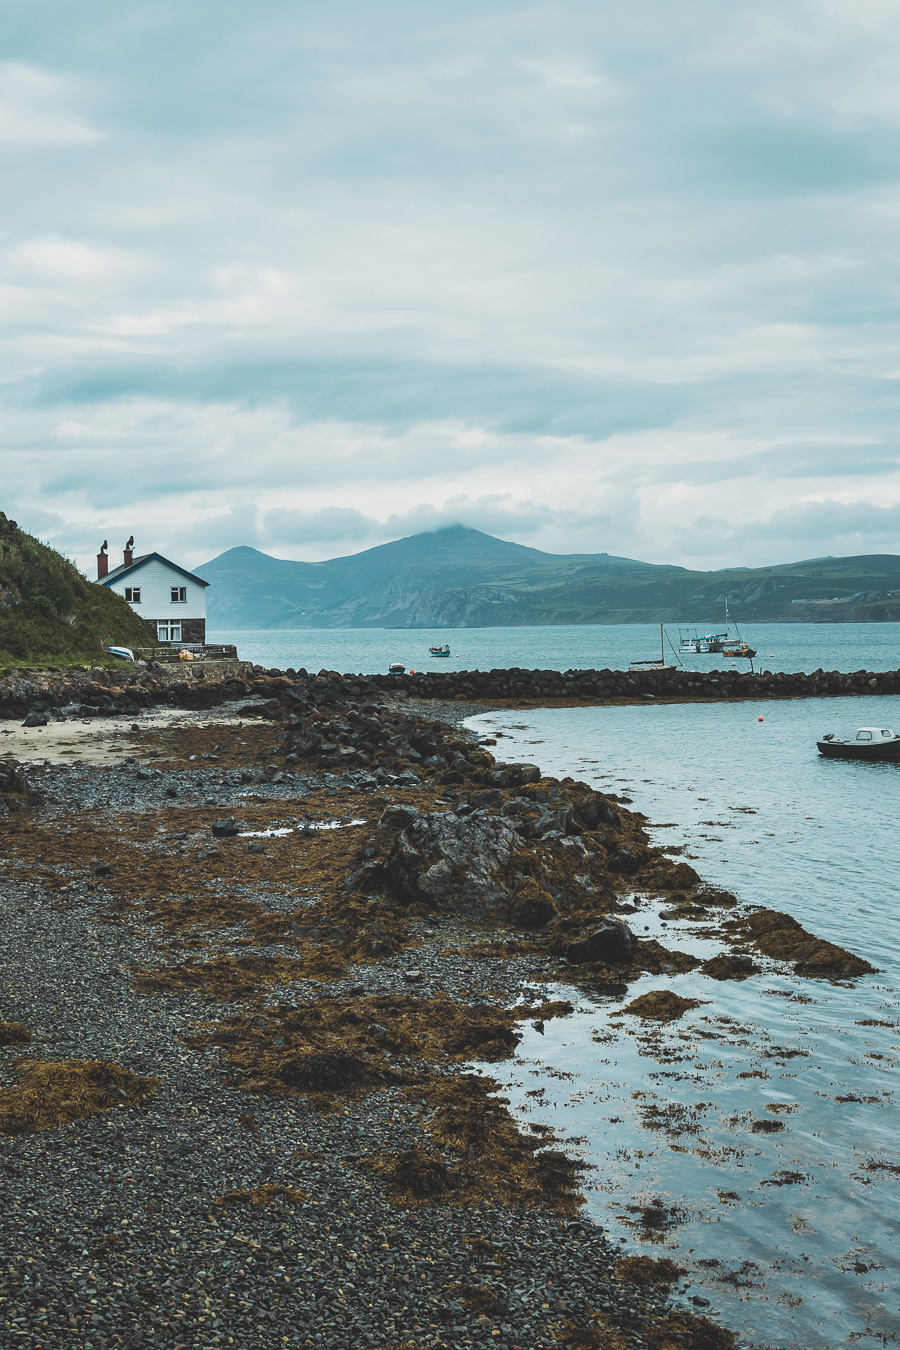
left=1, top=1, right=900, bottom=580
left=0, top=63, right=102, bottom=146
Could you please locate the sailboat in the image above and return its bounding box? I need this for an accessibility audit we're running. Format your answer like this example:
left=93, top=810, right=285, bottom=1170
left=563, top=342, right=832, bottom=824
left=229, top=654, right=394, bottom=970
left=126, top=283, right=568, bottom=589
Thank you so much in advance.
left=629, top=622, right=679, bottom=671
left=679, top=602, right=756, bottom=659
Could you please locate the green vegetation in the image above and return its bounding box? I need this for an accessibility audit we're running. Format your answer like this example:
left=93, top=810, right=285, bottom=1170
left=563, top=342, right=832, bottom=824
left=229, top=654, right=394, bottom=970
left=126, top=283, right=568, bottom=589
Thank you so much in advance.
left=0, top=511, right=151, bottom=666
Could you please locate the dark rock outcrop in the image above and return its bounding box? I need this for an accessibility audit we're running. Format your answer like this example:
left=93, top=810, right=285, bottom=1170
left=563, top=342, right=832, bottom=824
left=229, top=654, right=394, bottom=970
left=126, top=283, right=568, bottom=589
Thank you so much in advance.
left=564, top=917, right=634, bottom=965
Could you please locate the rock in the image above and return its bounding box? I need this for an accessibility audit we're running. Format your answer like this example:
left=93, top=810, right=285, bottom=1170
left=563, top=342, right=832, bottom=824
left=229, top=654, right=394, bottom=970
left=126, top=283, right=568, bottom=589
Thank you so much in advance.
left=403, top=969, right=423, bottom=982
left=508, top=879, right=559, bottom=929
left=378, top=803, right=419, bottom=829
left=21, top=713, right=48, bottom=728
left=94, top=864, right=113, bottom=878
left=492, top=762, right=541, bottom=786
left=608, top=847, right=642, bottom=875
left=700, top=953, right=760, bottom=981
left=384, top=812, right=521, bottom=918
left=566, top=917, right=634, bottom=965
left=246, top=840, right=265, bottom=855
left=211, top=817, right=240, bottom=838
left=534, top=804, right=577, bottom=837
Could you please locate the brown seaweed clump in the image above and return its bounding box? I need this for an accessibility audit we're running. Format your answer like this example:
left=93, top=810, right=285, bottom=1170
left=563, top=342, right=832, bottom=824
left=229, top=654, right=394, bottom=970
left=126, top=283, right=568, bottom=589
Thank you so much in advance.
left=614, top=991, right=705, bottom=1023
left=723, top=908, right=875, bottom=980
left=614, top=1255, right=683, bottom=1289
left=0, top=1058, right=160, bottom=1134
left=214, top=1184, right=307, bottom=1207
left=699, top=953, right=760, bottom=981
left=555, top=1307, right=737, bottom=1350
left=184, top=994, right=574, bottom=1100
left=373, top=1148, right=460, bottom=1202
left=411, top=1072, right=587, bottom=1212
left=0, top=1021, right=31, bottom=1046
left=643, top=1310, right=738, bottom=1350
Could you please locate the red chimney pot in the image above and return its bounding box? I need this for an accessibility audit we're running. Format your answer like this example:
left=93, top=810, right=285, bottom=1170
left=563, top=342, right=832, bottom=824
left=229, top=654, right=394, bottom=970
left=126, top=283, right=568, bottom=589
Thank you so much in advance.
left=97, top=552, right=108, bottom=580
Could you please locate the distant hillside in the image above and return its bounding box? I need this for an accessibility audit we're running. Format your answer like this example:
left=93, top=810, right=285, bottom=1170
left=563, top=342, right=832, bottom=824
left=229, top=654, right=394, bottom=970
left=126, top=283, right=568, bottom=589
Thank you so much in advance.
left=202, top=526, right=900, bottom=629
left=0, top=512, right=151, bottom=664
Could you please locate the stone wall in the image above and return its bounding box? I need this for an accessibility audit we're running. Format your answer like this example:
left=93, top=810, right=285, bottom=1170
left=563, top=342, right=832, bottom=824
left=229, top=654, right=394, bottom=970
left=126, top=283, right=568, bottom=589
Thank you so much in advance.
left=361, top=664, right=900, bottom=702
left=2, top=659, right=899, bottom=724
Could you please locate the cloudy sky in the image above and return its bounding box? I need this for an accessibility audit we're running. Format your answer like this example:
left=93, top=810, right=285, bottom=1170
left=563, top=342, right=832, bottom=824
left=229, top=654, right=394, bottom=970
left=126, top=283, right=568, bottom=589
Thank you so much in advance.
left=3, top=0, right=900, bottom=574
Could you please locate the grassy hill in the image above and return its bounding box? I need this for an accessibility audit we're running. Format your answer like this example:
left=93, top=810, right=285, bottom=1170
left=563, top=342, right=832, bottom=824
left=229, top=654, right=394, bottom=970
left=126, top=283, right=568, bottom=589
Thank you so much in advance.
left=202, top=527, right=900, bottom=628
left=0, top=512, right=152, bottom=666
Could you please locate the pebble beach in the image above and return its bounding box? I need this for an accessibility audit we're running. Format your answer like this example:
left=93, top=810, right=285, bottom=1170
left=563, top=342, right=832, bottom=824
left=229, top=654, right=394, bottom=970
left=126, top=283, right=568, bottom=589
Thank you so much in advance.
left=0, top=663, right=878, bottom=1350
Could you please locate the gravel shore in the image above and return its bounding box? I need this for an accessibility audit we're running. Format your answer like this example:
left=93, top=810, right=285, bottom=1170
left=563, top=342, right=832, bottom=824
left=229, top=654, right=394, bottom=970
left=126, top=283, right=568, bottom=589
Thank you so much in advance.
left=4, top=678, right=851, bottom=1350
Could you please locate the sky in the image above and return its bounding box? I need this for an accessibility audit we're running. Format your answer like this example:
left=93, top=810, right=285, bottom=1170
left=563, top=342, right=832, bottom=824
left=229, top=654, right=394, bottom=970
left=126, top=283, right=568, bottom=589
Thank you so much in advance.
left=3, top=0, right=900, bottom=575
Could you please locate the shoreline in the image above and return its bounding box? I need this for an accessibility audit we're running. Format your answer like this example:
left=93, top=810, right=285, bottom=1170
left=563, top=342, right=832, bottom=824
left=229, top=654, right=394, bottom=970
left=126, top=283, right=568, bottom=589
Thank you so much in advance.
left=0, top=668, right=881, bottom=1349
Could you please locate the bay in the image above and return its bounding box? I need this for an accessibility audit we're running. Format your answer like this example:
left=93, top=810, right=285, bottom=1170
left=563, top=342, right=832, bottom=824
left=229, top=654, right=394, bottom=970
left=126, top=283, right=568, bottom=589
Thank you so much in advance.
left=208, top=621, right=900, bottom=677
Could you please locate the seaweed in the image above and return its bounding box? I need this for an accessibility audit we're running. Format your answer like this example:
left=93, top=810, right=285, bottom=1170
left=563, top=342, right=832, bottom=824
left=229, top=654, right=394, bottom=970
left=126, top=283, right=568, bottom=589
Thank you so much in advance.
left=722, top=908, right=875, bottom=980
left=0, top=1021, right=31, bottom=1046
left=373, top=1148, right=460, bottom=1202
left=0, top=1058, right=159, bottom=1133
left=214, top=1184, right=307, bottom=1207
left=614, top=991, right=705, bottom=1022
left=614, top=1255, right=683, bottom=1289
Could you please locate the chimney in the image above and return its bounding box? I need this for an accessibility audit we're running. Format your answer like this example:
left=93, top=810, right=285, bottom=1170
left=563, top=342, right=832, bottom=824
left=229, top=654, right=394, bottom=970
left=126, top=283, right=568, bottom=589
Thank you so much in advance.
left=123, top=535, right=134, bottom=568
left=97, top=540, right=108, bottom=580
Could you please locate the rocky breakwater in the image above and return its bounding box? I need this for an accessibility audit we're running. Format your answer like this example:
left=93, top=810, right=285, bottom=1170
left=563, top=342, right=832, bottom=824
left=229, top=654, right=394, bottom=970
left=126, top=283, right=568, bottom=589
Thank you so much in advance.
left=367, top=662, right=900, bottom=703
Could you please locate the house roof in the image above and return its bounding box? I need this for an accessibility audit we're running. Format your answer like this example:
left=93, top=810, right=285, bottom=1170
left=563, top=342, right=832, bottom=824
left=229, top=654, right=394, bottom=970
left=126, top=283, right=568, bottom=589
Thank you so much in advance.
left=98, top=552, right=210, bottom=588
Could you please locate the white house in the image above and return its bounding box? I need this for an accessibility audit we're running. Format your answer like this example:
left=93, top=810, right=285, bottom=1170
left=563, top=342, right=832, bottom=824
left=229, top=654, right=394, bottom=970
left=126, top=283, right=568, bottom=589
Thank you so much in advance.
left=96, top=539, right=210, bottom=644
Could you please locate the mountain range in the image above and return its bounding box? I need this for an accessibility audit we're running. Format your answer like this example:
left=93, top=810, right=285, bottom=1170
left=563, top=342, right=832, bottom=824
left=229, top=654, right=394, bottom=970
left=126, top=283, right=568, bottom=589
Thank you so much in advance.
left=200, top=526, right=900, bottom=629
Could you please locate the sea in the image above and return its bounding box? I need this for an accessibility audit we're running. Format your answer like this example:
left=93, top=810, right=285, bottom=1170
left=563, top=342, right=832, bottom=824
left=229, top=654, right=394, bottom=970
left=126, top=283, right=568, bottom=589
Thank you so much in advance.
left=207, top=621, right=900, bottom=677
left=211, top=622, right=900, bottom=1347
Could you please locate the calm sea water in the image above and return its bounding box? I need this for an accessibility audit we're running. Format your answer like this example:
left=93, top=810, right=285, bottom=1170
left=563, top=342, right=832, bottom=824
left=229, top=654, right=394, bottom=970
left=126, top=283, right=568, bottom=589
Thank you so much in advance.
left=466, top=697, right=900, bottom=1350
left=208, top=622, right=900, bottom=677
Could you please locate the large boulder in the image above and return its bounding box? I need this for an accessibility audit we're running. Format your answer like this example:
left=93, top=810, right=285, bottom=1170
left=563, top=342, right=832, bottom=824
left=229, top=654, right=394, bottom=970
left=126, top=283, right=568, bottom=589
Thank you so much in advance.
left=489, top=762, right=541, bottom=788
left=565, top=917, right=634, bottom=965
left=384, top=811, right=522, bottom=918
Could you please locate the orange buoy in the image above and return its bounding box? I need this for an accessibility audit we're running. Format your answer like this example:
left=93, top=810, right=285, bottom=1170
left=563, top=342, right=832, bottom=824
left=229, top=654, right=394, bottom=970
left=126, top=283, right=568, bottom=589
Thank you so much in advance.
left=758, top=716, right=764, bottom=722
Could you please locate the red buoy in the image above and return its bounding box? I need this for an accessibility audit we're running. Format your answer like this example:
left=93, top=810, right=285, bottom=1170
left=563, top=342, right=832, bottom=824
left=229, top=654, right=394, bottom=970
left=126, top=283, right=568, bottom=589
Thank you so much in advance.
left=758, top=716, right=764, bottom=722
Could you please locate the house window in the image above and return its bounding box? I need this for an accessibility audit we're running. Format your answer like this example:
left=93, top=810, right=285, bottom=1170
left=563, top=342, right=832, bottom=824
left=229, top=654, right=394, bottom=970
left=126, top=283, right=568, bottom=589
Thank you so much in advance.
left=171, top=586, right=187, bottom=603
left=157, top=622, right=182, bottom=642
left=125, top=587, right=141, bottom=603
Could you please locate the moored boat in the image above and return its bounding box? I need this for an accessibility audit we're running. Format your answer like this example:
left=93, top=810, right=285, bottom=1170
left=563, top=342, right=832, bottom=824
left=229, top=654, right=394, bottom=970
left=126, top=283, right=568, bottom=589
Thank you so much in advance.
left=388, top=662, right=406, bottom=674
left=629, top=622, right=679, bottom=671
left=817, top=727, right=900, bottom=761
left=429, top=643, right=451, bottom=657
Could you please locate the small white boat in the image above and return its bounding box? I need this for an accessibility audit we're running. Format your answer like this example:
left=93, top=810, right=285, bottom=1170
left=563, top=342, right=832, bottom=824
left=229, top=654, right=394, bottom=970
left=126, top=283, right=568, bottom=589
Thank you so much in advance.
left=105, top=646, right=135, bottom=663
